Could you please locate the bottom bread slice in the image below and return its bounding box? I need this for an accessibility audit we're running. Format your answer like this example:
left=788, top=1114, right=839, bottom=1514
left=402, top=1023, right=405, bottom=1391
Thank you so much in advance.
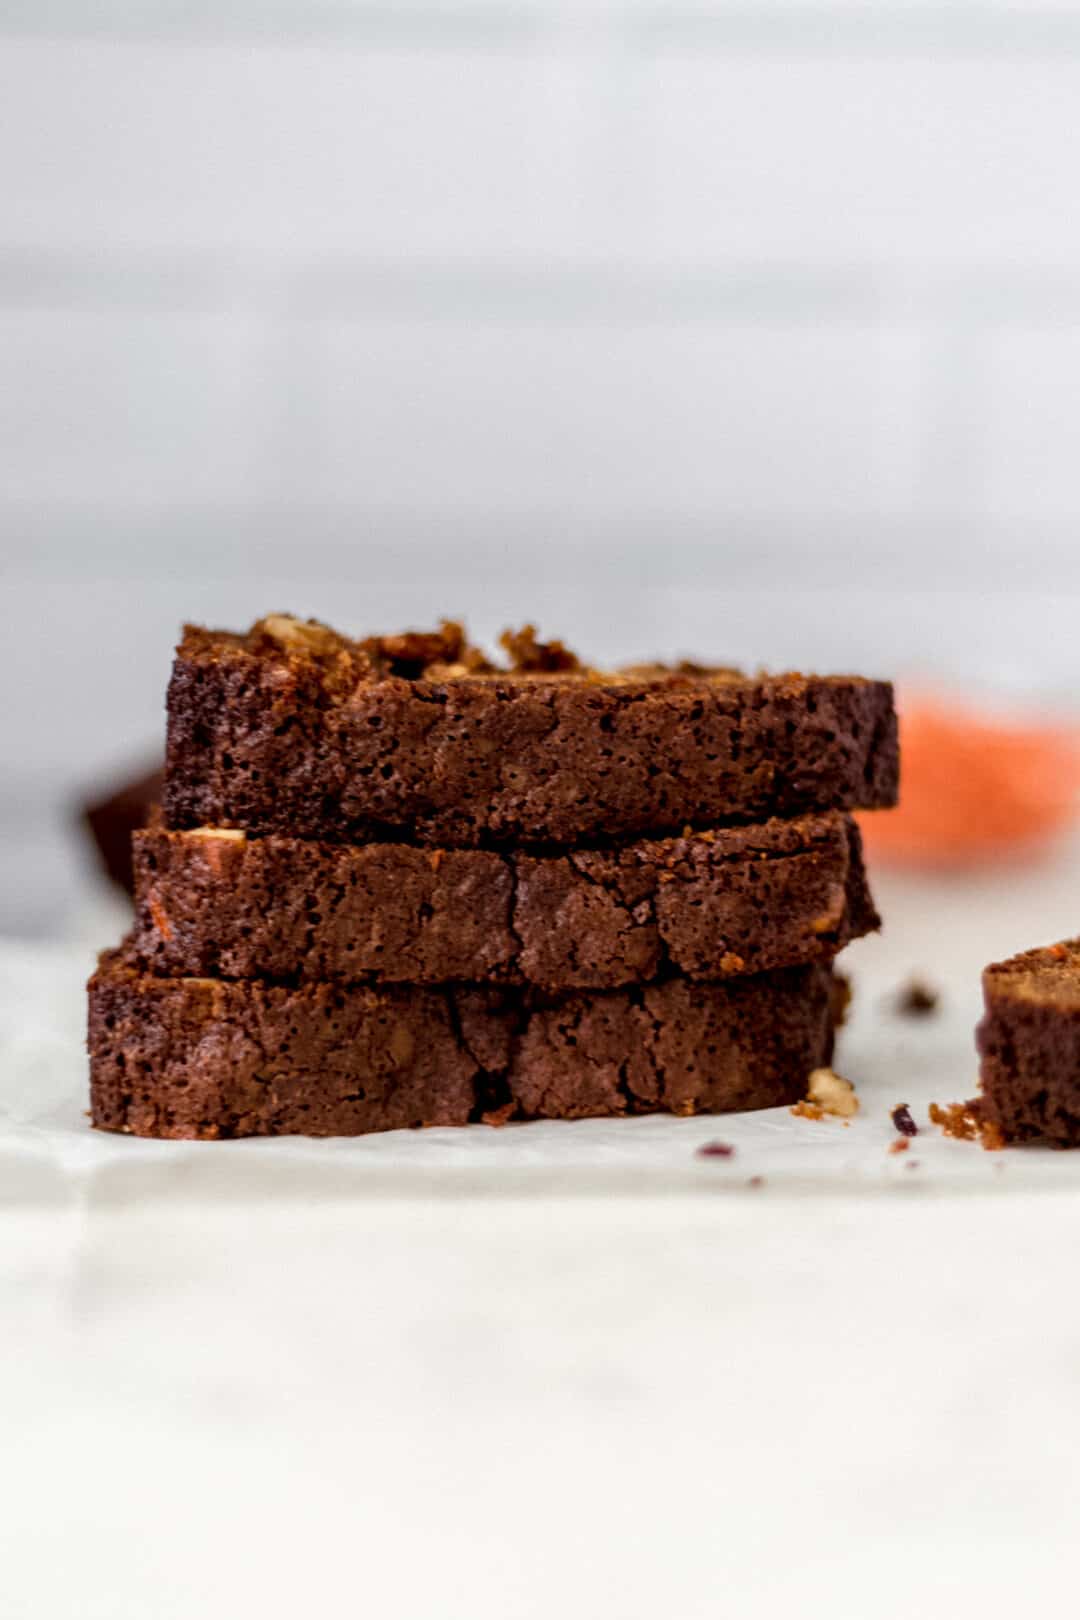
left=89, top=948, right=839, bottom=1139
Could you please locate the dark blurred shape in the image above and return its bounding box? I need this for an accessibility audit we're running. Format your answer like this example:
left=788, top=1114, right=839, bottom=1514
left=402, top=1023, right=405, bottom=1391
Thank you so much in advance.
left=83, top=766, right=163, bottom=896
left=860, top=693, right=1080, bottom=871
left=896, top=979, right=940, bottom=1017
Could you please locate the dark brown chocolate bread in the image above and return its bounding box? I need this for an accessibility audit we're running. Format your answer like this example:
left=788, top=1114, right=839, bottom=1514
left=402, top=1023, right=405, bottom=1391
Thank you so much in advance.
left=132, top=811, right=877, bottom=990
left=89, top=946, right=838, bottom=1139
left=163, top=617, right=899, bottom=847
left=977, top=940, right=1080, bottom=1145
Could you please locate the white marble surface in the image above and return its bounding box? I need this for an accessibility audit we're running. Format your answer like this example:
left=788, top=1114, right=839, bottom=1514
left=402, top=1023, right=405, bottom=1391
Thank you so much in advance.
left=4, top=850, right=1080, bottom=1618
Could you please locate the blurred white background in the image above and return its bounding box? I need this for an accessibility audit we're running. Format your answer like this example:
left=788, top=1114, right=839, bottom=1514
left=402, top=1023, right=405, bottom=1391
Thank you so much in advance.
left=5, top=2, right=1080, bottom=930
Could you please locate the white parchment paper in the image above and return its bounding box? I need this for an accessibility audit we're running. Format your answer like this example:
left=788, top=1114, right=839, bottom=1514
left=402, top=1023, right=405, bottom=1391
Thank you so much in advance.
left=5, top=857, right=1080, bottom=1620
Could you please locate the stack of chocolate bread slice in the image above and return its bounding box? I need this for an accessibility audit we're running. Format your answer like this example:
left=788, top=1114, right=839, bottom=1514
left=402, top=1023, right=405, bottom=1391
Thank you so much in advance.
left=88, top=617, right=898, bottom=1139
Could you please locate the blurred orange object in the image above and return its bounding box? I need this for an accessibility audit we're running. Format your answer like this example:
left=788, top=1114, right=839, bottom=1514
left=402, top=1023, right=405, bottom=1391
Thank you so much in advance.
left=859, top=693, right=1080, bottom=870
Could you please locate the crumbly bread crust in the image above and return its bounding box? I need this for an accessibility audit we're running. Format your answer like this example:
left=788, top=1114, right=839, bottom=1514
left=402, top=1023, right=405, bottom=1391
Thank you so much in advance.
left=89, top=946, right=838, bottom=1139
left=132, top=812, right=877, bottom=991
left=163, top=617, right=899, bottom=847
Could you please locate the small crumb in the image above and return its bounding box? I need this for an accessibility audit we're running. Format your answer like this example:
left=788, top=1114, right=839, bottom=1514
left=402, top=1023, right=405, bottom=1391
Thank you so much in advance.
left=929, top=1099, right=1005, bottom=1151
left=499, top=624, right=579, bottom=674
left=929, top=1100, right=978, bottom=1141
left=807, top=1066, right=859, bottom=1118
left=747, top=1175, right=765, bottom=1189
left=719, top=951, right=746, bottom=974
left=891, top=1103, right=918, bottom=1137
left=888, top=1137, right=910, bottom=1155
left=905, top=1159, right=921, bottom=1171
left=790, top=1100, right=825, bottom=1121
left=897, top=978, right=940, bottom=1017
left=481, top=1102, right=515, bottom=1128
left=697, top=1140, right=735, bottom=1158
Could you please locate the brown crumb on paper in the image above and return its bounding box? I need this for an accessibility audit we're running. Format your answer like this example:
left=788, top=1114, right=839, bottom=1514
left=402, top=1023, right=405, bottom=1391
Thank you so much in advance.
left=697, top=1140, right=735, bottom=1159
left=888, top=1137, right=910, bottom=1155
left=790, top=1100, right=825, bottom=1121
left=891, top=1103, right=918, bottom=1137
left=929, top=1101, right=979, bottom=1141
left=897, top=978, right=940, bottom=1017
left=929, top=1100, right=1005, bottom=1151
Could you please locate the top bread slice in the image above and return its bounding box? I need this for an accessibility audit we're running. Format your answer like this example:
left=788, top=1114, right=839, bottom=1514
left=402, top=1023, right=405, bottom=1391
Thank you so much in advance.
left=163, top=616, right=899, bottom=848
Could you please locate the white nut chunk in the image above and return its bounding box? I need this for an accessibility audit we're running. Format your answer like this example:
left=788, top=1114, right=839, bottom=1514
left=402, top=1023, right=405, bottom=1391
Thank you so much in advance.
left=259, top=614, right=336, bottom=652
left=807, top=1067, right=859, bottom=1118
left=188, top=827, right=247, bottom=843
left=808, top=883, right=847, bottom=934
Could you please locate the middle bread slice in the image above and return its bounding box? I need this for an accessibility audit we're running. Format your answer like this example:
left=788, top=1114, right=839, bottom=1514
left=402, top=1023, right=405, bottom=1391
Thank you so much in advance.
left=134, top=811, right=877, bottom=991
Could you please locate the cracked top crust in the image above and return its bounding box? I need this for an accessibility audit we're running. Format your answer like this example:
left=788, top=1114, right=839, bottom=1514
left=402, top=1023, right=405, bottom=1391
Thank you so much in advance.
left=164, top=615, right=899, bottom=847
